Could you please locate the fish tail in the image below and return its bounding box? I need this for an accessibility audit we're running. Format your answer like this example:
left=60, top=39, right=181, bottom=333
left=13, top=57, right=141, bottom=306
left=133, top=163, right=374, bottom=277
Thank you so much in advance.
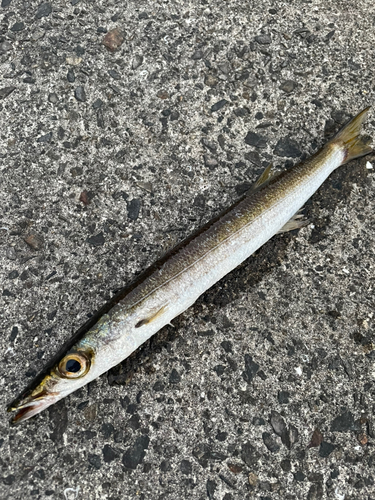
left=332, top=107, right=373, bottom=164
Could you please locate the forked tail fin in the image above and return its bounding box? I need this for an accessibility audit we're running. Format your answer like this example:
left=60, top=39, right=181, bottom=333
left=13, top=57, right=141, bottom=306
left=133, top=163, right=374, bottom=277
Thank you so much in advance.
left=332, top=107, right=373, bottom=163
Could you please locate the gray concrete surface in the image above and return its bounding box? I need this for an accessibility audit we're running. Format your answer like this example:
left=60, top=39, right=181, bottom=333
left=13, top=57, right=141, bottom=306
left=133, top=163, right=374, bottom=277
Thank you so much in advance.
left=0, top=0, right=374, bottom=499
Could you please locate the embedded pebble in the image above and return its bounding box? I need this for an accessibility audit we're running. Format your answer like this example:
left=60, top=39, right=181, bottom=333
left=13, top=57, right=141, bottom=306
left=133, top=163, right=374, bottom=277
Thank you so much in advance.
left=48, top=93, right=58, bottom=103
left=0, top=41, right=12, bottom=52
left=35, top=2, right=52, bottom=19
left=255, top=34, right=271, bottom=44
left=274, top=136, right=302, bottom=157
left=6, top=247, right=16, bottom=260
left=122, top=436, right=150, bottom=469
left=37, top=132, right=52, bottom=143
left=262, top=432, right=280, bottom=453
left=330, top=411, right=359, bottom=432
left=319, top=442, right=335, bottom=457
left=279, top=80, right=296, bottom=93
left=103, top=28, right=124, bottom=52
left=0, top=87, right=15, bottom=99
left=132, top=55, right=143, bottom=70
left=102, top=444, right=118, bottom=463
left=24, top=234, right=43, bottom=250
left=127, top=199, right=141, bottom=220
left=86, top=232, right=105, bottom=246
left=270, top=411, right=286, bottom=436
left=244, top=131, right=267, bottom=148
left=11, top=22, right=24, bottom=32
left=67, top=69, right=75, bottom=83
left=74, top=86, right=86, bottom=102
left=211, top=99, right=228, bottom=112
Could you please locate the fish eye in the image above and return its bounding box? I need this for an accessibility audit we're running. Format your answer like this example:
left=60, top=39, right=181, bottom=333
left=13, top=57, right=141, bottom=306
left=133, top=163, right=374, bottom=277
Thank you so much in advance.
left=58, top=353, right=90, bottom=379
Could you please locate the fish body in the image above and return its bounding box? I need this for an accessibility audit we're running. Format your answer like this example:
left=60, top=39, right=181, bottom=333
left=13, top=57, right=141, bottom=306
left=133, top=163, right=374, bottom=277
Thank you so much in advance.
left=8, top=108, right=372, bottom=423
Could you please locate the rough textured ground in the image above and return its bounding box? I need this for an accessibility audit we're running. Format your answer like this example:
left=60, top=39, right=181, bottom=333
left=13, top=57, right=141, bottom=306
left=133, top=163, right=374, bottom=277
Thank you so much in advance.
left=0, top=0, right=375, bottom=499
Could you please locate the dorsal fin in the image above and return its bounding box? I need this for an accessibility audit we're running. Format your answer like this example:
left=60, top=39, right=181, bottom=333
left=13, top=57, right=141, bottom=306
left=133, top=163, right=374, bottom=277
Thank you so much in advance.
left=251, top=163, right=280, bottom=191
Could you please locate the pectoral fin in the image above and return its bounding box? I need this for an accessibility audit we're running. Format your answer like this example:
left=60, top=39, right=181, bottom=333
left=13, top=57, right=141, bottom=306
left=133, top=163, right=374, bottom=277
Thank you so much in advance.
left=135, top=305, right=168, bottom=328
left=277, top=210, right=309, bottom=233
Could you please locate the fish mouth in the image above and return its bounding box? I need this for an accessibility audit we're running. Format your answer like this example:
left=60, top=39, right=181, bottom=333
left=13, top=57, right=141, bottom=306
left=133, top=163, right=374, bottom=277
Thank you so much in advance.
left=7, top=393, right=59, bottom=425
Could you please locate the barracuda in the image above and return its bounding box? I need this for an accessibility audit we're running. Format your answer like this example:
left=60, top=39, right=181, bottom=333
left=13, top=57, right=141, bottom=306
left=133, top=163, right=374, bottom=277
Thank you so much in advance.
left=8, top=107, right=372, bottom=423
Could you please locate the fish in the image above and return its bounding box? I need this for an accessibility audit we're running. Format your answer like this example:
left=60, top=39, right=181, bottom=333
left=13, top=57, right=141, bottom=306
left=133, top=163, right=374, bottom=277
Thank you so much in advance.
left=7, top=107, right=372, bottom=423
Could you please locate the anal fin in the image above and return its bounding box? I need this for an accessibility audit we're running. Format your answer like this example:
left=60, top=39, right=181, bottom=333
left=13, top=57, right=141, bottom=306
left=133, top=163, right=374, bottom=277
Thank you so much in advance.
left=277, top=210, right=309, bottom=234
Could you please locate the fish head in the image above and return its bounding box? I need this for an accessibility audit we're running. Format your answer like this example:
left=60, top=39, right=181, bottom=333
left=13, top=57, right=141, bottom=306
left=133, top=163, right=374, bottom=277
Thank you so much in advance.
left=7, top=348, right=94, bottom=424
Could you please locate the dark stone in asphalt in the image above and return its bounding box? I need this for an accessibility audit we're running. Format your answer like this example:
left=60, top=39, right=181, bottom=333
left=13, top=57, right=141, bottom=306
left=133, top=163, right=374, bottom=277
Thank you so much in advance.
left=180, top=459, right=192, bottom=475
left=37, top=132, right=52, bottom=143
left=23, top=77, right=36, bottom=84
left=109, top=69, right=121, bottom=80
left=169, top=368, right=181, bottom=384
left=11, top=22, right=24, bottom=31
left=330, top=411, right=360, bottom=432
left=192, top=443, right=227, bottom=468
left=92, top=98, right=103, bottom=109
left=294, top=471, right=305, bottom=482
left=278, top=391, right=290, bottom=404
left=74, top=86, right=86, bottom=102
left=241, top=442, right=260, bottom=467
left=255, top=34, right=271, bottom=44
left=9, top=326, right=18, bottom=341
left=87, top=232, right=105, bottom=246
left=2, top=475, right=15, bottom=485
left=48, top=402, right=68, bottom=444
left=88, top=454, right=102, bottom=469
left=67, top=69, right=75, bottom=83
left=262, top=432, right=280, bottom=453
left=319, top=441, right=335, bottom=457
left=127, top=198, right=141, bottom=220
left=102, top=444, right=118, bottom=463
left=0, top=87, right=15, bottom=99
left=244, top=131, right=267, bottom=148
left=242, top=354, right=259, bottom=383
left=280, top=459, right=291, bottom=472
left=211, top=99, right=228, bottom=112
left=245, top=150, right=262, bottom=167
left=35, top=3, right=52, bottom=19
left=274, top=137, right=302, bottom=157
left=122, top=435, right=150, bottom=469
left=279, top=80, right=296, bottom=93
left=235, top=182, right=252, bottom=196
left=206, top=479, right=217, bottom=499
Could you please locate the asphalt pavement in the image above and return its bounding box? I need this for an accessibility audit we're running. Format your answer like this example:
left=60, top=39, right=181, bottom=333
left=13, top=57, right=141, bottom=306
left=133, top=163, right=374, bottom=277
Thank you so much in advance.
left=0, top=0, right=374, bottom=499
